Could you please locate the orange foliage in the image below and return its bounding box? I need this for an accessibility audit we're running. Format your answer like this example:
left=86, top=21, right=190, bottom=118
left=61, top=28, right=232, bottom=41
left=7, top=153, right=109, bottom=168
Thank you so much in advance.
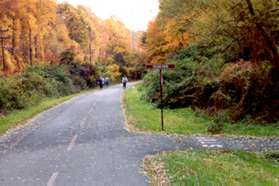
left=0, top=1, right=140, bottom=75
left=144, top=14, right=191, bottom=64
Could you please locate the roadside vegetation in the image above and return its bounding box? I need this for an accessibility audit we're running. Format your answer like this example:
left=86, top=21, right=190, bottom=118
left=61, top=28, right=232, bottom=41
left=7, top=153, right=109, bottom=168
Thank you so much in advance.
left=125, top=86, right=279, bottom=136
left=0, top=94, right=77, bottom=134
left=0, top=62, right=97, bottom=114
left=147, top=150, right=279, bottom=185
left=142, top=0, right=279, bottom=124
left=0, top=62, right=98, bottom=134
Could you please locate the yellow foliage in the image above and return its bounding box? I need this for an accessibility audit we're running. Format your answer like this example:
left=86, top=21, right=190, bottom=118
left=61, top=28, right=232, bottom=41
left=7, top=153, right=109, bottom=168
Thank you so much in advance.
left=106, top=64, right=121, bottom=82
left=145, top=14, right=191, bottom=64
left=4, top=51, right=16, bottom=74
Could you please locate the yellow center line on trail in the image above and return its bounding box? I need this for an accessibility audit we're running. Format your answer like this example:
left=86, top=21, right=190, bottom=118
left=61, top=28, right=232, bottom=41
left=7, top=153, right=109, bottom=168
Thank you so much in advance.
left=47, top=171, right=59, bottom=186
left=80, top=118, right=87, bottom=128
left=67, top=134, right=78, bottom=151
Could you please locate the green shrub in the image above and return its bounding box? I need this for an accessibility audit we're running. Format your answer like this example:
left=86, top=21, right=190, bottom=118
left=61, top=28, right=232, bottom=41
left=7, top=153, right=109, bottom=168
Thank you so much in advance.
left=207, top=122, right=224, bottom=134
left=0, top=77, right=31, bottom=111
left=24, top=65, right=75, bottom=95
left=0, top=64, right=92, bottom=114
left=142, top=42, right=279, bottom=123
left=143, top=54, right=201, bottom=108
left=71, top=75, right=87, bottom=91
left=142, top=44, right=227, bottom=109
left=206, top=107, right=229, bottom=134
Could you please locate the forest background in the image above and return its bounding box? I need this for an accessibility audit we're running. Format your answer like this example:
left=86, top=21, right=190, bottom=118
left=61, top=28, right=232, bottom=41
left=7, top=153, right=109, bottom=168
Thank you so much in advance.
left=0, top=0, right=144, bottom=114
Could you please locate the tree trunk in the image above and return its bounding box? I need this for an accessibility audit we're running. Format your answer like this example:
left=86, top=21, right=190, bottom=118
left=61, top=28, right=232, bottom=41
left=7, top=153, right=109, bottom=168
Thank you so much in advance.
left=37, top=0, right=44, bottom=62
left=89, top=39, right=92, bottom=64
left=11, top=18, right=16, bottom=56
left=1, top=38, right=7, bottom=71
left=34, top=35, right=39, bottom=60
left=28, top=27, right=33, bottom=65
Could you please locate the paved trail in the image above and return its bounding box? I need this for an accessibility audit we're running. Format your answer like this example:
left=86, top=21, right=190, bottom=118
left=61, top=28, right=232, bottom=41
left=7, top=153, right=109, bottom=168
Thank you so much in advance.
left=0, top=84, right=278, bottom=186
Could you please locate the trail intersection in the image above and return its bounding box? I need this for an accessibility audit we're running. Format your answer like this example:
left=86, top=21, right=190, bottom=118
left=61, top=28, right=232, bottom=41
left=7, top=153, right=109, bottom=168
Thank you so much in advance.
left=0, top=84, right=278, bottom=186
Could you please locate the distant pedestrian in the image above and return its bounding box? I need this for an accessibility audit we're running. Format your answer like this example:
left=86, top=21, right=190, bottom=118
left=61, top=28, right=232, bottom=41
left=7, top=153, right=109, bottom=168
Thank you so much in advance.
left=105, top=77, right=110, bottom=87
left=101, top=77, right=105, bottom=88
left=98, top=77, right=104, bottom=89
left=122, top=76, right=128, bottom=89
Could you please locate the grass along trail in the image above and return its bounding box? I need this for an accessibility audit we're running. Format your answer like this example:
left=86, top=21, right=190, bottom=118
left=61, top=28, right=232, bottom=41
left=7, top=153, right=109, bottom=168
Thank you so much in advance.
left=124, top=85, right=279, bottom=185
left=146, top=150, right=279, bottom=185
left=0, top=89, right=96, bottom=135
left=123, top=85, right=279, bottom=137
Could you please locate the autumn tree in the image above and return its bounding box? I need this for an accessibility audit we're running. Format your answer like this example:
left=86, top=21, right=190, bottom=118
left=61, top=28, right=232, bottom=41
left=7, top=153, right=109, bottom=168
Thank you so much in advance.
left=0, top=0, right=143, bottom=79
left=0, top=0, right=76, bottom=72
left=144, top=0, right=279, bottom=122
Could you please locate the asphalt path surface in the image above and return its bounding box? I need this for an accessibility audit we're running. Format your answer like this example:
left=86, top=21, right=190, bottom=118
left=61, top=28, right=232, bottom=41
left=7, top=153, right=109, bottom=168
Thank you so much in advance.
left=0, top=83, right=278, bottom=186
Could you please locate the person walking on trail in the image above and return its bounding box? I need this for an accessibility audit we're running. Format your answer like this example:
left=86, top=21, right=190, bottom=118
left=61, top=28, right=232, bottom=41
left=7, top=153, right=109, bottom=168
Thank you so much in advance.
left=98, top=76, right=104, bottom=89
left=105, top=77, right=110, bottom=87
left=122, top=76, right=128, bottom=89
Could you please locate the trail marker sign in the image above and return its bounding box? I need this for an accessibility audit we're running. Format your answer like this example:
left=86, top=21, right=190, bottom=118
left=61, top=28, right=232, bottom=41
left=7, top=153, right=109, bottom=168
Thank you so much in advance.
left=145, top=64, right=176, bottom=131
left=146, top=64, right=175, bottom=69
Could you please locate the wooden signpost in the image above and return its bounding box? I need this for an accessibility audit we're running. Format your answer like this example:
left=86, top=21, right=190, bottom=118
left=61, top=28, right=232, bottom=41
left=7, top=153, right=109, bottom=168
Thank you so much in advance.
left=146, top=64, right=175, bottom=131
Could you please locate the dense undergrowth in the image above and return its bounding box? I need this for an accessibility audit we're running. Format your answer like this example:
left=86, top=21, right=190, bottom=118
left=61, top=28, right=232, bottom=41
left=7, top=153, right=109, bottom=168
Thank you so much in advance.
left=0, top=62, right=97, bottom=115
left=142, top=0, right=279, bottom=124
left=143, top=46, right=279, bottom=124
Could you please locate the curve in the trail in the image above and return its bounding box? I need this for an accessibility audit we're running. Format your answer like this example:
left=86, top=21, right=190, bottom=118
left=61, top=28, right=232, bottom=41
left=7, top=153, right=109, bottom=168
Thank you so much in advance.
left=0, top=83, right=278, bottom=186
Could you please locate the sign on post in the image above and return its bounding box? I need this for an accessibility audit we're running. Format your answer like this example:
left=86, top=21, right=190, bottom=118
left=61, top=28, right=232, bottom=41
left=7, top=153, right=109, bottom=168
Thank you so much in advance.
left=146, top=64, right=176, bottom=131
left=146, top=64, right=175, bottom=69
